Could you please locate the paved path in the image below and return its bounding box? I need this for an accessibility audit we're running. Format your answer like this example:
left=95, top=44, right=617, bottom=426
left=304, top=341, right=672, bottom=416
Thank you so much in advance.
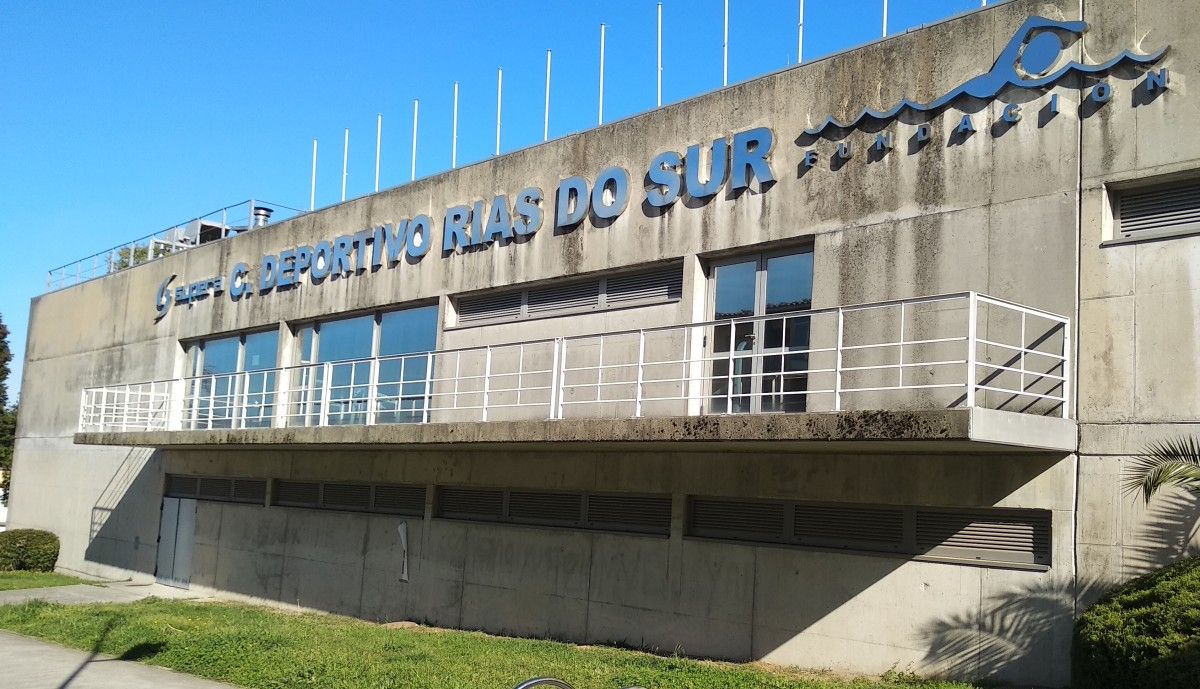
left=0, top=581, right=202, bottom=607
left=0, top=630, right=238, bottom=689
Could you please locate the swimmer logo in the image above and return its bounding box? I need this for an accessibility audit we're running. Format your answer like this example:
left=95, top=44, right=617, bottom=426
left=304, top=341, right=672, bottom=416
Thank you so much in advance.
left=804, top=16, right=1168, bottom=135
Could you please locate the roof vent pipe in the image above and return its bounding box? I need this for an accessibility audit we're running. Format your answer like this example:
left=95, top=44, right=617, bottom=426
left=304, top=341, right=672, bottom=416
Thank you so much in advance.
left=252, top=206, right=273, bottom=228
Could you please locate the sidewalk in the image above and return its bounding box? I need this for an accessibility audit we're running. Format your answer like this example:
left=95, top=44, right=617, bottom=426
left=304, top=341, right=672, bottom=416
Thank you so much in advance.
left=0, top=581, right=202, bottom=607
left=0, top=630, right=238, bottom=689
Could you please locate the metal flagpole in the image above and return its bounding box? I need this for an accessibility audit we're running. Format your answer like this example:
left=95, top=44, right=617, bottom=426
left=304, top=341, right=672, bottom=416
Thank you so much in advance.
left=374, top=113, right=382, bottom=192
left=882, top=0, right=888, bottom=37
left=798, top=0, right=805, bottom=63
left=723, top=0, right=729, bottom=86
left=309, top=139, right=317, bottom=211
left=657, top=3, right=663, bottom=107
left=341, top=128, right=349, bottom=202
left=544, top=49, right=552, bottom=141
left=598, top=24, right=606, bottom=125
left=451, top=81, right=459, bottom=169
left=495, top=68, right=503, bottom=156
left=410, top=99, right=419, bottom=182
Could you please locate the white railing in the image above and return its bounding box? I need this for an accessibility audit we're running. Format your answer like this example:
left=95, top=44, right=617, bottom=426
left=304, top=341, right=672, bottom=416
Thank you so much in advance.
left=77, top=292, right=1071, bottom=433
left=46, top=200, right=307, bottom=292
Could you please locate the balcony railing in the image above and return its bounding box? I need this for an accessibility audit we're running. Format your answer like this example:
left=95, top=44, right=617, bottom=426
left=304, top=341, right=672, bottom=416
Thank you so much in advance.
left=46, top=199, right=307, bottom=292
left=77, top=292, right=1071, bottom=434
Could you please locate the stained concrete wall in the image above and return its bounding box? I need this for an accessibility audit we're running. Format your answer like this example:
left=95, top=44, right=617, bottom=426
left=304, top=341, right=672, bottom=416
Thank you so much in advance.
left=12, top=0, right=1199, bottom=684
left=1072, top=0, right=1200, bottom=599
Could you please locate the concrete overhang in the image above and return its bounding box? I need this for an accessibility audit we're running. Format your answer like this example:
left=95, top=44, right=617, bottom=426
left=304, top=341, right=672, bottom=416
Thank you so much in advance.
left=73, top=408, right=1077, bottom=454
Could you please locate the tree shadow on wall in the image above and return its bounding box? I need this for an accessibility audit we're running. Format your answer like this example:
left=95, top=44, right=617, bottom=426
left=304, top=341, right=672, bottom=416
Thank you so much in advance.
left=1124, top=490, right=1200, bottom=580
left=83, top=447, right=163, bottom=577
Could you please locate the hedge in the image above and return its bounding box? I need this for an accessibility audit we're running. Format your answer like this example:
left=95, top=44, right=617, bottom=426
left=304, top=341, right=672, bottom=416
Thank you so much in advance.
left=0, top=529, right=60, bottom=572
left=1073, top=556, right=1200, bottom=689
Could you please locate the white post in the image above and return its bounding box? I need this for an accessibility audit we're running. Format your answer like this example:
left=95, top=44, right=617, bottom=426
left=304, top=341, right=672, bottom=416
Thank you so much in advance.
left=309, top=138, right=317, bottom=211
left=798, top=0, right=805, bottom=63
left=965, top=293, right=978, bottom=408
left=834, top=309, right=845, bottom=411
left=495, top=68, right=503, bottom=156
left=657, top=3, right=663, bottom=107
left=340, top=128, right=349, bottom=202
left=451, top=81, right=459, bottom=169
left=882, top=0, right=888, bottom=37
left=411, top=99, right=419, bottom=181
left=374, top=113, right=382, bottom=193
left=543, top=49, right=552, bottom=141
left=723, top=0, right=729, bottom=86
left=635, top=330, right=646, bottom=417
left=598, top=24, right=606, bottom=125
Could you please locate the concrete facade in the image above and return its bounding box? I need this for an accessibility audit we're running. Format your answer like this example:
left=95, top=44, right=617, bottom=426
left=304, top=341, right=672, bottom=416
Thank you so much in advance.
left=8, top=1, right=1199, bottom=686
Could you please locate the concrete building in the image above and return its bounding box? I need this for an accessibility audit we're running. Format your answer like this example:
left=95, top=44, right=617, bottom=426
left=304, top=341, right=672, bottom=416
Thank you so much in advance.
left=9, top=0, right=1200, bottom=685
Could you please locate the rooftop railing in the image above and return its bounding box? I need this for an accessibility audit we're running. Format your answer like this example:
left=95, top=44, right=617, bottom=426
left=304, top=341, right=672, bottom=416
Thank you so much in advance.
left=77, top=292, right=1070, bottom=434
left=46, top=199, right=306, bottom=292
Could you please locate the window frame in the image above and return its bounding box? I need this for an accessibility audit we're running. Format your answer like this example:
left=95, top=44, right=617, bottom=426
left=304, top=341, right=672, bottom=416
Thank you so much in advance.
left=1103, top=173, right=1200, bottom=246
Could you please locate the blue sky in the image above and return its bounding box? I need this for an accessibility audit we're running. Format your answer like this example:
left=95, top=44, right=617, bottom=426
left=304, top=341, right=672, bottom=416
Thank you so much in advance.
left=0, top=0, right=990, bottom=403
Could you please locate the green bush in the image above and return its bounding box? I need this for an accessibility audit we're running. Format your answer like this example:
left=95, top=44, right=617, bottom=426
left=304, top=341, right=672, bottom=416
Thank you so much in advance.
left=0, top=529, right=60, bottom=572
left=1074, top=556, right=1200, bottom=689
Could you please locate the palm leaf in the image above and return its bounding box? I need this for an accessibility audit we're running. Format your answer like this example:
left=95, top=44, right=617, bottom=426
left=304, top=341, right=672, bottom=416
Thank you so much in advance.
left=1122, top=436, right=1200, bottom=504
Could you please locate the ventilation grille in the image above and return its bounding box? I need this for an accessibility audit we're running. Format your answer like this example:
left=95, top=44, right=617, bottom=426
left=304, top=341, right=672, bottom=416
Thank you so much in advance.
left=689, top=498, right=787, bottom=540
left=165, top=474, right=264, bottom=505
left=607, top=268, right=683, bottom=305
left=586, top=494, right=672, bottom=535
left=454, top=264, right=683, bottom=326
left=438, top=487, right=505, bottom=520
left=372, top=484, right=427, bottom=516
left=686, top=496, right=1052, bottom=569
left=321, top=483, right=371, bottom=511
left=232, top=479, right=267, bottom=504
left=165, top=475, right=199, bottom=498
left=508, top=491, right=583, bottom=524
left=1118, top=179, right=1200, bottom=238
left=274, top=480, right=320, bottom=508
left=198, top=477, right=233, bottom=501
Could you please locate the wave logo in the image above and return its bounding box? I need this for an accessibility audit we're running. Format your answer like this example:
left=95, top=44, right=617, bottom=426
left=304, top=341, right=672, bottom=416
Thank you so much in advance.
left=155, top=274, right=176, bottom=321
left=804, top=16, right=1168, bottom=136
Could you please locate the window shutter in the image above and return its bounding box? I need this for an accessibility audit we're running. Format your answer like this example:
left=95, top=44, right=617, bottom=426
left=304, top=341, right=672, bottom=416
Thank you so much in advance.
left=458, top=291, right=523, bottom=325
left=372, top=484, right=427, bottom=516
left=527, top=280, right=601, bottom=316
left=1118, top=179, right=1200, bottom=238
left=793, top=504, right=905, bottom=551
left=916, top=509, right=1051, bottom=566
left=606, top=268, right=682, bottom=306
left=688, top=498, right=787, bottom=541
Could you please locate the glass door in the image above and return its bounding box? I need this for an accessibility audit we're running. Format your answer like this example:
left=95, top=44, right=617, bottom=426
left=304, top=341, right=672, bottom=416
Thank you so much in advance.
left=709, top=249, right=813, bottom=414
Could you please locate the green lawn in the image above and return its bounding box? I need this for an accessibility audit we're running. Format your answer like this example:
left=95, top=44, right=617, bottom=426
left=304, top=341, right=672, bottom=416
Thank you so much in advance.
left=0, top=571, right=87, bottom=591
left=0, top=598, right=976, bottom=689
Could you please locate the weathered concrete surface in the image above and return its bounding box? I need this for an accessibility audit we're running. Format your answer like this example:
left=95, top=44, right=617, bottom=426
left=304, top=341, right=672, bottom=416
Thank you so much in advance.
left=0, top=630, right=238, bottom=689
left=0, top=581, right=201, bottom=607
left=73, top=408, right=1076, bottom=453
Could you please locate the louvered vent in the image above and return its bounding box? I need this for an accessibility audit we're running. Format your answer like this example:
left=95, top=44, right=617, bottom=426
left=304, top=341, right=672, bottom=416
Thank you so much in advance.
left=274, top=480, right=320, bottom=507
left=198, top=477, right=233, bottom=501
left=321, top=483, right=371, bottom=511
left=232, top=479, right=267, bottom=504
left=373, top=484, right=426, bottom=516
left=587, top=494, right=672, bottom=535
left=508, top=491, right=582, bottom=524
left=438, top=487, right=504, bottom=520
left=794, top=504, right=905, bottom=549
left=527, top=280, right=600, bottom=315
left=458, top=291, right=522, bottom=325
left=1118, top=179, right=1200, bottom=238
left=688, top=498, right=787, bottom=541
left=165, top=475, right=199, bottom=498
left=916, top=509, right=1051, bottom=566
left=607, top=268, right=682, bottom=305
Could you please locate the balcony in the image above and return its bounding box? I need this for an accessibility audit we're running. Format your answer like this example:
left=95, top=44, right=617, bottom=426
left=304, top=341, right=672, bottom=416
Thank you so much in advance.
left=75, top=292, right=1076, bottom=453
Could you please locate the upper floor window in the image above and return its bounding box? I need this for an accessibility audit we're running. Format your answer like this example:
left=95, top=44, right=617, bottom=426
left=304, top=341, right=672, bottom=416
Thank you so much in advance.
left=183, top=329, right=279, bottom=429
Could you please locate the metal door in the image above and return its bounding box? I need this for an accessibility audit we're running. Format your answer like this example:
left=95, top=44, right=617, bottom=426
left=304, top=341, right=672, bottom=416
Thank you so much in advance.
left=709, top=250, right=813, bottom=413
left=155, top=497, right=195, bottom=588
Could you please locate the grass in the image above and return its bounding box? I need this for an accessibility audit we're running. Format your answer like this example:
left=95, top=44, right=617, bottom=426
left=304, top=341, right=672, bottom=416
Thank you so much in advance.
left=0, top=571, right=87, bottom=591
left=0, top=598, right=978, bottom=689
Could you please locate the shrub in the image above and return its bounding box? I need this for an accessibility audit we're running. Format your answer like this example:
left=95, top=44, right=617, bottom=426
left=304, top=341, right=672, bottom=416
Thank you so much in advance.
left=0, top=529, right=60, bottom=572
left=1073, top=556, right=1200, bottom=689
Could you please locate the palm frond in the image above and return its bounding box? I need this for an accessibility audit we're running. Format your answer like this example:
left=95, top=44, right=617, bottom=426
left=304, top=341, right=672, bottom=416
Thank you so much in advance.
left=1122, top=436, right=1200, bottom=504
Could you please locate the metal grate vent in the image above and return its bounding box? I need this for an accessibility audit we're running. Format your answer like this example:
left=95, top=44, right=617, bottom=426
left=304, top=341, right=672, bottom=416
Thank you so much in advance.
left=508, top=491, right=583, bottom=524
left=586, top=494, right=672, bottom=535
left=458, top=291, right=523, bottom=325
left=274, top=480, right=320, bottom=508
left=794, top=504, right=905, bottom=549
left=165, top=475, right=199, bottom=498
left=321, top=483, right=371, bottom=511
left=231, top=479, right=267, bottom=504
left=198, top=477, right=233, bottom=501
left=437, top=487, right=505, bottom=520
left=688, top=498, right=787, bottom=541
left=606, top=268, right=683, bottom=305
left=372, top=484, right=427, bottom=516
left=916, top=509, right=1051, bottom=566
left=527, top=280, right=600, bottom=315
left=1118, top=179, right=1200, bottom=238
